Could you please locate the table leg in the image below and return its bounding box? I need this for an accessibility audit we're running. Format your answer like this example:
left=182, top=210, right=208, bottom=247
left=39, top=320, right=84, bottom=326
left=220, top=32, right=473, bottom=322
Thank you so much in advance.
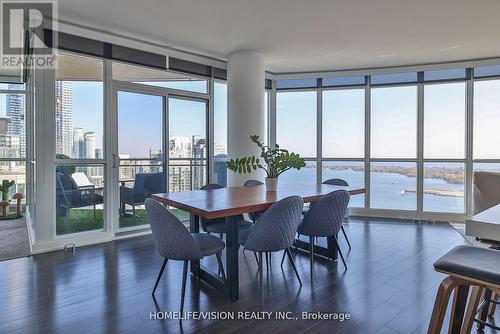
left=225, top=215, right=239, bottom=301
left=190, top=214, right=200, bottom=276
left=327, top=235, right=338, bottom=260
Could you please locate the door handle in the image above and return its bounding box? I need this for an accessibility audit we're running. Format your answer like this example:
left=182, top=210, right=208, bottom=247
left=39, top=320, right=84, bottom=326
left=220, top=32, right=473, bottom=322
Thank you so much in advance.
left=112, top=154, right=120, bottom=168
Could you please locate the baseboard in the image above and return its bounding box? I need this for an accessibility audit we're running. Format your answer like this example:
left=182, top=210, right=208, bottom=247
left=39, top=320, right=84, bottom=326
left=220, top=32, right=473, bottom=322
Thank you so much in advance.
left=31, top=231, right=114, bottom=254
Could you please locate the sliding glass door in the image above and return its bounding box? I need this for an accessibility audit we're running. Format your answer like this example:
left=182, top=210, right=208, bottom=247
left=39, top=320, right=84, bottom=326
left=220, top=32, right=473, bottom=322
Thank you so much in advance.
left=113, top=86, right=209, bottom=230
left=117, top=90, right=165, bottom=228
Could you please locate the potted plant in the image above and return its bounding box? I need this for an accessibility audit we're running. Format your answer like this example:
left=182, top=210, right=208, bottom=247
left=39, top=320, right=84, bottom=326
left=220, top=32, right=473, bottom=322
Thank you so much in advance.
left=226, top=135, right=306, bottom=191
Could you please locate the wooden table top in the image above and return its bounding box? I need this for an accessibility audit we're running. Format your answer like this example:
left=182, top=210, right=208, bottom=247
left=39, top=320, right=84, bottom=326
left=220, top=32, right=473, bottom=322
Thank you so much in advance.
left=152, top=184, right=366, bottom=219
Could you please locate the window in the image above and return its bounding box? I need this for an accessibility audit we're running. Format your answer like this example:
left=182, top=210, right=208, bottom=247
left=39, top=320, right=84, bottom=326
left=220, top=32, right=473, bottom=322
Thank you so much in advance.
left=370, top=162, right=417, bottom=210
left=0, top=82, right=28, bottom=214
left=473, top=79, right=500, bottom=159
left=276, top=91, right=317, bottom=157
left=371, top=72, right=417, bottom=85
left=322, top=76, right=365, bottom=87
left=322, top=89, right=365, bottom=158
left=424, top=69, right=466, bottom=81
left=322, top=161, right=364, bottom=207
left=0, top=92, right=25, bottom=158
left=276, top=78, right=317, bottom=89
left=423, top=163, right=464, bottom=213
left=474, top=65, right=500, bottom=78
left=214, top=82, right=228, bottom=186
left=113, top=62, right=208, bottom=93
left=371, top=86, right=417, bottom=158
left=56, top=164, right=104, bottom=235
left=55, top=53, right=105, bottom=235
left=55, top=53, right=104, bottom=160
left=424, top=83, right=466, bottom=158
left=279, top=160, right=316, bottom=186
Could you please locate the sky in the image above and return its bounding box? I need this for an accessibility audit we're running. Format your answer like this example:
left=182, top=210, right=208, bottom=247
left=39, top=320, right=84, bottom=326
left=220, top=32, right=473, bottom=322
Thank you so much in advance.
left=63, top=78, right=500, bottom=160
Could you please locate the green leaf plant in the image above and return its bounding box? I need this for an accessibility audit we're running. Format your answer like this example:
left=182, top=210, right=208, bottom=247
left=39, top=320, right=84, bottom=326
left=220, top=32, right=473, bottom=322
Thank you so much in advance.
left=226, top=135, right=306, bottom=178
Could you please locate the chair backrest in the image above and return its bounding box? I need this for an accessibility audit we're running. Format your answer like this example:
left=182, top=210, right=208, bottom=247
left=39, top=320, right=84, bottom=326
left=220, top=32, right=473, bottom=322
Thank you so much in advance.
left=201, top=183, right=224, bottom=190
left=244, top=196, right=304, bottom=252
left=145, top=173, right=166, bottom=197
left=145, top=198, right=203, bottom=260
left=133, top=173, right=147, bottom=192
left=56, top=172, right=79, bottom=191
left=301, top=190, right=350, bottom=237
left=244, top=179, right=263, bottom=187
left=323, top=178, right=349, bottom=186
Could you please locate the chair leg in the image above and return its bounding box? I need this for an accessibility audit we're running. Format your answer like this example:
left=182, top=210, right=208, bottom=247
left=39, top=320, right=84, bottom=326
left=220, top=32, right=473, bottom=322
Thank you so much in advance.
left=253, top=252, right=260, bottom=266
left=309, top=236, right=314, bottom=283
left=132, top=205, right=136, bottom=225
left=286, top=248, right=302, bottom=286
left=427, top=276, right=461, bottom=334
left=152, top=258, right=168, bottom=296
left=333, top=234, right=347, bottom=270
left=64, top=207, right=70, bottom=225
left=340, top=225, right=351, bottom=250
left=280, top=250, right=286, bottom=268
left=93, top=205, right=96, bottom=224
left=460, top=285, right=484, bottom=334
left=488, top=292, right=497, bottom=316
left=180, top=260, right=188, bottom=315
left=259, top=252, right=264, bottom=305
left=265, top=252, right=269, bottom=273
left=477, top=288, right=492, bottom=331
left=216, top=252, right=227, bottom=282
left=448, top=285, right=469, bottom=334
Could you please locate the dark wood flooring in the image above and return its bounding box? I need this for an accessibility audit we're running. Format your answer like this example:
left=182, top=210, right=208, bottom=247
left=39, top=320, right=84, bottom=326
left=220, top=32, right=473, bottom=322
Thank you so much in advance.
left=0, top=219, right=496, bottom=334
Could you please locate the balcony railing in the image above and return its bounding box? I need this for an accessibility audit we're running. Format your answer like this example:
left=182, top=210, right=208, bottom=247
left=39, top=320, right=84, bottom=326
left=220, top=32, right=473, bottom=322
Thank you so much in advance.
left=119, top=157, right=207, bottom=192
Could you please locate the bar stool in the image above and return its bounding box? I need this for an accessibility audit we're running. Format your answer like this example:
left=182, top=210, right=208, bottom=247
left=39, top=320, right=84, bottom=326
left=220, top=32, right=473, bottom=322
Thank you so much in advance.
left=428, top=245, right=500, bottom=334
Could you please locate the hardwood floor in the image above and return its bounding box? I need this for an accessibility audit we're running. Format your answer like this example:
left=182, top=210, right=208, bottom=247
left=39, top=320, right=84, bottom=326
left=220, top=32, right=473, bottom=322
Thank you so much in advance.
left=0, top=219, right=495, bottom=334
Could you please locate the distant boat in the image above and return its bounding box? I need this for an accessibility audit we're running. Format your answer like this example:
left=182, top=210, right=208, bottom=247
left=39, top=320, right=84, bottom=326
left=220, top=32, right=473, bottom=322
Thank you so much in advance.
left=400, top=190, right=405, bottom=195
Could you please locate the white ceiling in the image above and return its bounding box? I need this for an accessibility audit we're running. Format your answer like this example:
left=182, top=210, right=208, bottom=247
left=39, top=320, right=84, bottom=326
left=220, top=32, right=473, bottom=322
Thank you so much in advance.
left=58, top=0, right=500, bottom=73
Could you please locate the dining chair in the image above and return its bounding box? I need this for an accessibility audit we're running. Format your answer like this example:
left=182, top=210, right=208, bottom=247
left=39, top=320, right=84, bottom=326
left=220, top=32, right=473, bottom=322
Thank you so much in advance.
left=243, top=179, right=265, bottom=223
left=302, top=178, right=352, bottom=250
left=145, top=198, right=227, bottom=314
left=238, top=196, right=304, bottom=305
left=298, top=190, right=350, bottom=282
left=199, top=184, right=253, bottom=238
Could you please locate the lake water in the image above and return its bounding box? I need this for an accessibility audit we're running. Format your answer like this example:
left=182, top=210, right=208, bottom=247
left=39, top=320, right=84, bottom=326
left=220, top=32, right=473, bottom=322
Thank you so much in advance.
left=280, top=167, right=464, bottom=213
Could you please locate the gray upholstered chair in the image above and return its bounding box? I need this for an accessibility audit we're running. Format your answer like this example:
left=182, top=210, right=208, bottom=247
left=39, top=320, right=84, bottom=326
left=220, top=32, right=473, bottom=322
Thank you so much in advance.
left=239, top=196, right=304, bottom=304
left=145, top=198, right=226, bottom=314
left=243, top=179, right=265, bottom=223
left=302, top=178, right=352, bottom=250
left=298, top=190, right=350, bottom=281
left=199, top=184, right=252, bottom=238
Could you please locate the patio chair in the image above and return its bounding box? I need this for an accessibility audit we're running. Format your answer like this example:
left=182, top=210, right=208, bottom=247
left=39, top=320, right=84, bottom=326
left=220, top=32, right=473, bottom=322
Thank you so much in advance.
left=56, top=172, right=104, bottom=225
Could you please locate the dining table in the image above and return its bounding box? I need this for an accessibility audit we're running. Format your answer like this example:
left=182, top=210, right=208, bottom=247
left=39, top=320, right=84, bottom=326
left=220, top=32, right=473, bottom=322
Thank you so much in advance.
left=152, top=183, right=366, bottom=301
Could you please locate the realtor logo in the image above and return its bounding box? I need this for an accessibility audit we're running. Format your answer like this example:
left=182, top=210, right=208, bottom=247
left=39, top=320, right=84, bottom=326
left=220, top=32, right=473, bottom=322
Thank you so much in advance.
left=1, top=0, right=57, bottom=69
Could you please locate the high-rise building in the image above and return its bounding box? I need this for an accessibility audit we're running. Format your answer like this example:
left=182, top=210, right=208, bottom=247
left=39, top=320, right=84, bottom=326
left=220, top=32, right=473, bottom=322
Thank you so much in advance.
left=73, top=127, right=84, bottom=158
left=55, top=81, right=73, bottom=157
left=6, top=86, right=24, bottom=157
left=84, top=132, right=96, bottom=158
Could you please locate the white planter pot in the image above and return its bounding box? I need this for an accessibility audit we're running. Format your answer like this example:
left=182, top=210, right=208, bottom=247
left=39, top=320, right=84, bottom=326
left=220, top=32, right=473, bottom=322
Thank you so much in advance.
left=265, top=177, right=278, bottom=191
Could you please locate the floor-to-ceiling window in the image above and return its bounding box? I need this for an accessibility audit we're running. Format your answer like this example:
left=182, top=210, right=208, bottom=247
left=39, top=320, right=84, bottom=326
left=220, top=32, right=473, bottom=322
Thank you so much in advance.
left=271, top=67, right=500, bottom=218
left=276, top=89, right=317, bottom=185
left=322, top=87, right=365, bottom=207
left=0, top=83, right=28, bottom=211
left=55, top=52, right=105, bottom=235
left=370, top=83, right=418, bottom=210
left=423, top=77, right=466, bottom=213
left=472, top=69, right=500, bottom=197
